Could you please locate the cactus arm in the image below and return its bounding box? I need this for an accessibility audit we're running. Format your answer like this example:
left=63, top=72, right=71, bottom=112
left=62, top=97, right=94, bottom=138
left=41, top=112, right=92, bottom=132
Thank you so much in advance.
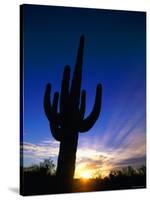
left=79, top=84, right=102, bottom=132
left=44, top=83, right=52, bottom=120
left=79, top=89, right=86, bottom=119
left=44, top=84, right=59, bottom=119
left=50, top=92, right=61, bottom=141
left=70, top=36, right=84, bottom=107
left=52, top=92, right=59, bottom=113
left=60, top=65, right=70, bottom=113
left=44, top=85, right=61, bottom=141
left=75, top=35, right=84, bottom=70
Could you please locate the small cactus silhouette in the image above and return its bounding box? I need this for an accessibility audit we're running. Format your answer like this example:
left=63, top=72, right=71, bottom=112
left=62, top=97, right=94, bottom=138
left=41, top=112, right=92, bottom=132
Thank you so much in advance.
left=44, top=35, right=102, bottom=182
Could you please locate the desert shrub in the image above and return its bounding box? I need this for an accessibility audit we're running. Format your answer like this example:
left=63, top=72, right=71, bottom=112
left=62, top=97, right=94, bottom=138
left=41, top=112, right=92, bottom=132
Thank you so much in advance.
left=24, top=158, right=56, bottom=176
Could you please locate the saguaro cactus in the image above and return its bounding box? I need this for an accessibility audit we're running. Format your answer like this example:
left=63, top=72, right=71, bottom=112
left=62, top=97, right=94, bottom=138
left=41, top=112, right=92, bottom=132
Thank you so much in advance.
left=44, top=36, right=102, bottom=182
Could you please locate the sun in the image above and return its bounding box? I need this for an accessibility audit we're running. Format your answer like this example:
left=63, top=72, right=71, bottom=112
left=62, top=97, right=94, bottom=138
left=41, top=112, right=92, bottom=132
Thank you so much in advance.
left=80, top=171, right=92, bottom=179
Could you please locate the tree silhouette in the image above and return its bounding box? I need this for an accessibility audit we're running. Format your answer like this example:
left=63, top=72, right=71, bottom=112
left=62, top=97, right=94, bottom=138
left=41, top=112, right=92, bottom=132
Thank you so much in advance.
left=44, top=35, right=102, bottom=183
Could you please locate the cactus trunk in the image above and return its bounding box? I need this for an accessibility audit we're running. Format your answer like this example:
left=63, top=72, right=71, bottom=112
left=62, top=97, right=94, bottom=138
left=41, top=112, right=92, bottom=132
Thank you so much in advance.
left=56, top=133, right=78, bottom=182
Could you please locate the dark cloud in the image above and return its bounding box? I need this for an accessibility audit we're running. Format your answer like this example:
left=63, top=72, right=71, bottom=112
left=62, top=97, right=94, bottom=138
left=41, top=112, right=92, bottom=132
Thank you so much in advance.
left=114, top=155, right=146, bottom=167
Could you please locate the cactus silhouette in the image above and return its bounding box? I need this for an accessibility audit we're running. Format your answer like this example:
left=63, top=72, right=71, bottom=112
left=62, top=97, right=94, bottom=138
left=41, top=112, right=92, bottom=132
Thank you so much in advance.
left=44, top=35, right=102, bottom=183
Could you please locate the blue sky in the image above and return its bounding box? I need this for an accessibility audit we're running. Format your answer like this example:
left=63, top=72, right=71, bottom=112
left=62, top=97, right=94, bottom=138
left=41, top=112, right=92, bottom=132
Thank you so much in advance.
left=21, top=5, right=146, bottom=177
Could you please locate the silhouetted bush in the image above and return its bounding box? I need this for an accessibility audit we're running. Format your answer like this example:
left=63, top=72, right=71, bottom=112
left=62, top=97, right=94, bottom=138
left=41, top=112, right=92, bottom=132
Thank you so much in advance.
left=109, top=165, right=146, bottom=179
left=24, top=158, right=56, bottom=176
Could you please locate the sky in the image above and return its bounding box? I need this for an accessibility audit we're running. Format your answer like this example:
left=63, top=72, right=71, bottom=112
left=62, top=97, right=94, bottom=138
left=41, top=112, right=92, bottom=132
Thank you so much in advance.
left=21, top=4, right=146, bottom=178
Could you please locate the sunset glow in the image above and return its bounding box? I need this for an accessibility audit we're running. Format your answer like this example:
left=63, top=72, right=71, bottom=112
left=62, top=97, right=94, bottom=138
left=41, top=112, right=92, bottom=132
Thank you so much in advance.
left=79, top=170, right=92, bottom=179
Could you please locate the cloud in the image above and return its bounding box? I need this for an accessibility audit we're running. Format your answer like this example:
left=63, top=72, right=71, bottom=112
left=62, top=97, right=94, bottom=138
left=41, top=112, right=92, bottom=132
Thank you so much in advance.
left=21, top=140, right=59, bottom=166
left=114, top=155, right=146, bottom=167
left=75, top=148, right=113, bottom=177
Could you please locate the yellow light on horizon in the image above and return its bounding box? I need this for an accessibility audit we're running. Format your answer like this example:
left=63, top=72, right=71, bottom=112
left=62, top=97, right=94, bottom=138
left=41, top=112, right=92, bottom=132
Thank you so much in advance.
left=80, top=171, right=92, bottom=179
left=75, top=164, right=112, bottom=179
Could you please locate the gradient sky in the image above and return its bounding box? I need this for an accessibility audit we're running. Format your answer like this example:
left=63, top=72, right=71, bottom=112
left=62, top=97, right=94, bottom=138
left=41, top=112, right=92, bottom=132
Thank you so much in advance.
left=21, top=4, right=146, bottom=178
